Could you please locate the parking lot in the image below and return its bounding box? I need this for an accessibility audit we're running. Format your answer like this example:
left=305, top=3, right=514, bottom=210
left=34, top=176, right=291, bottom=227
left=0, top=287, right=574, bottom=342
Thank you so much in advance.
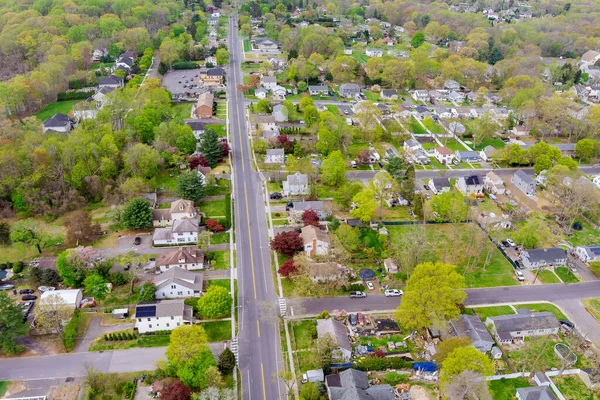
left=161, top=69, right=204, bottom=97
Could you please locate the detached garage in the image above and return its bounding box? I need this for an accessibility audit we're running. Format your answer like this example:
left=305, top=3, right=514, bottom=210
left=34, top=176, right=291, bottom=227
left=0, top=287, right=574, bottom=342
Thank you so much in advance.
left=40, top=289, right=83, bottom=309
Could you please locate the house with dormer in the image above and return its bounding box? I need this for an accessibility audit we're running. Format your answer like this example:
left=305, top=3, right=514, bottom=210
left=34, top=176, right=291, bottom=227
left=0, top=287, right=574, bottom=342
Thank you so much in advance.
left=155, top=247, right=205, bottom=272
left=155, top=267, right=203, bottom=299
left=153, top=219, right=201, bottom=245
left=153, top=199, right=198, bottom=227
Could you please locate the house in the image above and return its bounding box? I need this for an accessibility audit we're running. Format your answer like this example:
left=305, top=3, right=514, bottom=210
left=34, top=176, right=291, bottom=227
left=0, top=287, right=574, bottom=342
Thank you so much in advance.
left=483, top=171, right=506, bottom=194
left=196, top=166, right=211, bottom=185
left=185, top=120, right=205, bottom=140
left=455, top=150, right=480, bottom=163
left=581, top=50, right=600, bottom=67
left=450, top=315, right=494, bottom=353
left=272, top=104, right=289, bottom=122
left=153, top=219, right=201, bottom=245
left=92, top=48, right=107, bottom=61
left=380, top=89, right=398, bottom=100
left=343, top=48, right=352, bottom=55
left=42, top=113, right=74, bottom=133
left=403, top=139, right=422, bottom=154
left=134, top=300, right=193, bottom=334
left=253, top=38, right=281, bottom=52
left=98, top=75, right=123, bottom=89
left=520, top=248, right=567, bottom=269
left=195, top=92, right=214, bottom=118
left=429, top=178, right=451, bottom=195
left=282, top=172, right=308, bottom=196
left=199, top=67, right=224, bottom=86
left=114, top=55, right=134, bottom=71
left=448, top=91, right=466, bottom=103
left=316, top=319, right=352, bottom=361
left=308, top=262, right=345, bottom=283
left=142, top=193, right=158, bottom=208
left=92, top=86, right=116, bottom=107
left=208, top=16, right=218, bottom=26
left=486, top=310, right=560, bottom=343
left=260, top=75, right=277, bottom=90
left=155, top=247, right=205, bottom=272
left=433, top=146, right=454, bottom=164
left=40, top=289, right=83, bottom=309
left=433, top=105, right=452, bottom=119
left=414, top=105, right=431, bottom=118
left=300, top=225, right=330, bottom=256
left=384, top=147, right=400, bottom=160
left=290, top=201, right=331, bottom=220
left=325, top=369, right=395, bottom=400
left=265, top=148, right=285, bottom=164
left=154, top=267, right=203, bottom=299
left=255, top=87, right=268, bottom=99
left=444, top=79, right=461, bottom=91
left=271, top=85, right=287, bottom=100
left=479, top=145, right=497, bottom=161
left=412, top=90, right=429, bottom=102
left=339, top=83, right=361, bottom=98
left=512, top=169, right=536, bottom=196
left=576, top=245, right=600, bottom=262
left=309, top=85, right=329, bottom=96
left=383, top=258, right=398, bottom=273
left=448, top=121, right=466, bottom=134
left=152, top=199, right=198, bottom=227
left=516, top=387, right=557, bottom=400
left=456, top=175, right=484, bottom=195
left=365, top=47, right=383, bottom=57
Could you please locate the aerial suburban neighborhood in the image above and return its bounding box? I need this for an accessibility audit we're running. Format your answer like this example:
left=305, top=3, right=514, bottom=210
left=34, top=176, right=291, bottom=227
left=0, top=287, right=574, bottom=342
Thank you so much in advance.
left=1, top=0, right=600, bottom=399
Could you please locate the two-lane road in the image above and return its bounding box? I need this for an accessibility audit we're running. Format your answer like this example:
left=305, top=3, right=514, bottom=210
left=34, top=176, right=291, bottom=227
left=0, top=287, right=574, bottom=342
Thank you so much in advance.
left=227, top=16, right=285, bottom=400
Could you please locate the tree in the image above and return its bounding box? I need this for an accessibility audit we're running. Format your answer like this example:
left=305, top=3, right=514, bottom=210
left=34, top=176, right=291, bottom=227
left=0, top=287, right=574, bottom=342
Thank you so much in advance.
left=299, top=382, right=320, bottom=400
left=205, top=366, right=224, bottom=388
left=534, top=154, right=552, bottom=174
left=330, top=56, right=357, bottom=82
left=218, top=348, right=236, bottom=375
left=123, top=143, right=161, bottom=178
left=167, top=325, right=210, bottom=367
left=395, top=262, right=466, bottom=331
left=205, top=219, right=224, bottom=232
left=303, top=105, right=319, bottom=127
left=278, top=259, right=297, bottom=279
left=10, top=219, right=62, bottom=254
left=302, top=209, right=320, bottom=227
left=382, top=59, right=415, bottom=89
left=443, top=370, right=492, bottom=400
left=139, top=282, right=156, bottom=302
left=177, top=172, right=205, bottom=202
left=320, top=150, right=346, bottom=187
left=514, top=214, right=549, bottom=249
left=370, top=171, right=396, bottom=219
left=196, top=387, right=235, bottom=400
left=197, top=230, right=211, bottom=250
left=0, top=222, right=10, bottom=245
left=271, top=231, right=303, bottom=256
left=335, top=224, right=361, bottom=252
left=177, top=349, right=217, bottom=389
left=197, top=285, right=231, bottom=319
left=333, top=182, right=364, bottom=210
left=317, top=332, right=340, bottom=367
left=575, top=138, right=596, bottom=160
left=0, top=291, right=28, bottom=354
left=199, top=127, right=223, bottom=167
left=215, top=48, right=230, bottom=66
left=399, top=165, right=416, bottom=203
left=65, top=211, right=100, bottom=245
left=161, top=380, right=191, bottom=400
left=441, top=346, right=494, bottom=386
left=350, top=189, right=377, bottom=222
left=34, top=294, right=74, bottom=337
left=121, top=198, right=153, bottom=229
left=411, top=31, right=425, bottom=48
left=512, top=336, right=554, bottom=376
left=84, top=273, right=110, bottom=300
left=430, top=190, right=468, bottom=222
left=385, top=157, right=404, bottom=178
left=354, top=101, right=382, bottom=142
left=434, top=337, right=472, bottom=364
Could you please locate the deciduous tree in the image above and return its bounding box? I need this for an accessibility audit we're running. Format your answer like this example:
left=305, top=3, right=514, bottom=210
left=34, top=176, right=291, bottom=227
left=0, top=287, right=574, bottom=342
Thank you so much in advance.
left=441, top=346, right=493, bottom=387
left=34, top=294, right=74, bottom=337
left=278, top=259, right=297, bottom=279
left=161, top=380, right=191, bottom=400
left=0, top=291, right=28, bottom=354
left=433, top=337, right=472, bottom=364
left=197, top=285, right=231, bottom=319
left=302, top=209, right=320, bottom=227
left=320, top=150, right=346, bottom=187
left=10, top=219, right=62, bottom=254
left=139, top=282, right=156, bottom=302
left=271, top=231, right=303, bottom=256
left=350, top=189, right=377, bottom=222
left=167, top=325, right=210, bottom=367
left=443, top=370, right=492, bottom=400
left=65, top=211, right=100, bottom=245
left=121, top=198, right=153, bottom=229
left=84, top=273, right=109, bottom=300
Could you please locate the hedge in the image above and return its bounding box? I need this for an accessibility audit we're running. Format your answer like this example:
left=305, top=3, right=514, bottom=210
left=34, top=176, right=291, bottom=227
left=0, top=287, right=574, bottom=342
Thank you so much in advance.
left=223, top=194, right=232, bottom=230
left=355, top=356, right=412, bottom=371
left=62, top=309, right=83, bottom=351
left=57, top=90, right=95, bottom=101
left=173, top=61, right=199, bottom=69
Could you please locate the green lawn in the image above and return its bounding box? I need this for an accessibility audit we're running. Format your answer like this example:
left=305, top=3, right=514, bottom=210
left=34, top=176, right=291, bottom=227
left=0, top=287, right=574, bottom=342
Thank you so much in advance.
left=350, top=51, right=369, bottom=64
left=583, top=297, right=600, bottom=322
left=422, top=117, right=444, bottom=134
left=89, top=330, right=170, bottom=351
left=205, top=179, right=231, bottom=196
left=207, top=123, right=226, bottom=137
left=198, top=199, right=227, bottom=218
left=488, top=378, right=531, bottom=400
left=555, top=266, right=579, bottom=283
left=459, top=162, right=472, bottom=169
left=468, top=305, right=515, bottom=321
left=363, top=90, right=380, bottom=102
left=513, top=303, right=567, bottom=320
left=429, top=157, right=446, bottom=169
left=408, top=117, right=426, bottom=134
left=205, top=250, right=230, bottom=270
left=569, top=221, right=600, bottom=246
left=152, top=170, right=179, bottom=192
left=0, top=381, right=8, bottom=398
left=442, top=138, right=468, bottom=152
left=537, top=269, right=561, bottom=284
left=35, top=100, right=78, bottom=121
left=421, top=142, right=436, bottom=150
left=172, top=103, right=193, bottom=120
left=137, top=335, right=171, bottom=347
left=326, top=105, right=340, bottom=114
left=200, top=320, right=232, bottom=342
left=90, top=61, right=115, bottom=70
left=243, top=39, right=251, bottom=52
left=554, top=376, right=600, bottom=400
left=291, top=320, right=317, bottom=350
left=211, top=232, right=230, bottom=245
left=472, top=138, right=506, bottom=151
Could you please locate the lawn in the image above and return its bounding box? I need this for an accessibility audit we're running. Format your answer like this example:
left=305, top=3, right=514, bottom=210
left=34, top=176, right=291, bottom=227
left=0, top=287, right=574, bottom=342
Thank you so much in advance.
left=326, top=105, right=340, bottom=114
left=291, top=320, right=317, bottom=350
left=205, top=178, right=231, bottom=196
left=207, top=123, right=226, bottom=137
left=568, top=221, right=600, bottom=246
left=472, top=137, right=506, bottom=151
left=583, top=297, right=600, bottom=322
left=198, top=199, right=227, bottom=218
left=429, top=157, right=446, bottom=169
left=89, top=330, right=170, bottom=351
left=554, top=376, right=600, bottom=399
left=200, top=320, right=232, bottom=342
left=90, top=61, right=115, bottom=70
left=488, top=378, right=531, bottom=400
left=386, top=223, right=517, bottom=288
left=536, top=269, right=561, bottom=284
left=363, top=90, right=380, bottom=102
left=212, top=232, right=230, bottom=245
left=215, top=101, right=227, bottom=118
left=422, top=117, right=444, bottom=134
left=152, top=170, right=179, bottom=192
left=97, top=284, right=140, bottom=307
left=243, top=39, right=251, bottom=51
left=205, top=250, right=230, bottom=270
left=35, top=100, right=78, bottom=121
left=407, top=117, right=426, bottom=134
left=555, top=267, right=579, bottom=283
left=421, top=142, right=437, bottom=150
left=513, top=303, right=567, bottom=320
left=0, top=381, right=8, bottom=398
left=441, top=138, right=468, bottom=151
left=468, top=305, right=515, bottom=320
left=171, top=102, right=193, bottom=120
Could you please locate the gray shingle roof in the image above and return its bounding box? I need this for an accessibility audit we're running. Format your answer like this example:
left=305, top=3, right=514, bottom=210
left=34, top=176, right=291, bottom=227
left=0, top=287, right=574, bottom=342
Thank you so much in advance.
left=516, top=387, right=557, bottom=400
left=43, top=113, right=71, bottom=128
left=155, top=267, right=203, bottom=291
left=523, top=248, right=567, bottom=263
left=488, top=311, right=560, bottom=334
left=514, top=169, right=535, bottom=184
left=286, top=172, right=308, bottom=186
left=431, top=178, right=450, bottom=189
left=172, top=218, right=200, bottom=233
left=451, top=315, right=494, bottom=345
left=292, top=200, right=323, bottom=211
left=317, top=318, right=351, bottom=352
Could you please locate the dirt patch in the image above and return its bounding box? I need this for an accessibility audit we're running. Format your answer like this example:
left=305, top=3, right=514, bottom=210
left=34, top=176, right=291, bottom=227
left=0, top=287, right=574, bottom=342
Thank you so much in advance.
left=409, top=385, right=436, bottom=400
left=5, top=381, right=26, bottom=397
left=50, top=384, right=80, bottom=400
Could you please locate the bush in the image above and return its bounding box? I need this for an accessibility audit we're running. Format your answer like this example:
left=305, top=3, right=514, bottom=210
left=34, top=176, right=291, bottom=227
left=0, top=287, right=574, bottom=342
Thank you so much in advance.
left=223, top=194, right=231, bottom=230
left=62, top=310, right=82, bottom=351
left=173, top=61, right=200, bottom=69
left=317, top=310, right=330, bottom=319
left=355, top=356, right=411, bottom=371
left=109, top=271, right=129, bottom=286
left=57, top=90, right=95, bottom=101
left=384, top=371, right=408, bottom=385
left=0, top=264, right=7, bottom=270
left=348, top=283, right=365, bottom=292
left=12, top=261, right=24, bottom=274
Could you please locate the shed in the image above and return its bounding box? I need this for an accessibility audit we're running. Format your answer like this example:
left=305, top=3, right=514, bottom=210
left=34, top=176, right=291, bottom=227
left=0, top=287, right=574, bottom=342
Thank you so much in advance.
left=112, top=308, right=129, bottom=319
left=40, top=289, right=83, bottom=309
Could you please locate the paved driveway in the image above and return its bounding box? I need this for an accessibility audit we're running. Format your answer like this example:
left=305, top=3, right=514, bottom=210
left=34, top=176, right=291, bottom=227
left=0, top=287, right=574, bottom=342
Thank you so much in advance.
left=75, top=316, right=135, bottom=353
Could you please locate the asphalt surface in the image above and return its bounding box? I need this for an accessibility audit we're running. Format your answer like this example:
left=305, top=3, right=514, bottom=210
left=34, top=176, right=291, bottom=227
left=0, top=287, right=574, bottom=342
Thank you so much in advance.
left=227, top=15, right=285, bottom=400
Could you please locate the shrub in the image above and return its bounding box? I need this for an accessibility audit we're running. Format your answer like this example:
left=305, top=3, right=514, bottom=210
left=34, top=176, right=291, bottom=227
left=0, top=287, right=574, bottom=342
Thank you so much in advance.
left=348, top=283, right=365, bottom=292
left=384, top=371, right=408, bottom=385
left=62, top=310, right=82, bottom=351
left=317, top=310, right=330, bottom=319
left=355, top=356, right=411, bottom=371
left=104, top=334, right=109, bottom=341
left=0, top=264, right=7, bottom=270
left=57, top=90, right=95, bottom=101
left=109, top=271, right=128, bottom=286
left=12, top=261, right=24, bottom=274
left=173, top=61, right=200, bottom=69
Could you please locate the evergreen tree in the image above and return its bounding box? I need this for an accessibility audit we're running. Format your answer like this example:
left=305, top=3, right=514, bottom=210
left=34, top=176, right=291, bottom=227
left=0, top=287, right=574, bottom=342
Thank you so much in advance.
left=121, top=198, right=153, bottom=229
left=218, top=347, right=236, bottom=374
left=177, top=172, right=205, bottom=202
left=399, top=165, right=416, bottom=203
left=199, top=128, right=222, bottom=167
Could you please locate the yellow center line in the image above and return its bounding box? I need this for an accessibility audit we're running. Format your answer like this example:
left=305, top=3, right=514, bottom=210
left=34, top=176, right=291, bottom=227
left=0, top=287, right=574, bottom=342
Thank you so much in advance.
left=244, top=182, right=258, bottom=299
left=256, top=320, right=261, bottom=337
left=261, top=363, right=267, bottom=400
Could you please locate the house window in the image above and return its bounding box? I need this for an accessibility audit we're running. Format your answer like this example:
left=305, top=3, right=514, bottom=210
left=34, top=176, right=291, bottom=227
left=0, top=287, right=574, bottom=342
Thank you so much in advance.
left=149, top=324, right=152, bottom=328
left=177, top=322, right=180, bottom=326
left=178, top=291, right=183, bottom=295
left=138, top=318, right=141, bottom=322
left=171, top=285, right=176, bottom=289
left=166, top=323, right=170, bottom=327
left=171, top=316, right=174, bottom=320
left=147, top=318, right=151, bottom=321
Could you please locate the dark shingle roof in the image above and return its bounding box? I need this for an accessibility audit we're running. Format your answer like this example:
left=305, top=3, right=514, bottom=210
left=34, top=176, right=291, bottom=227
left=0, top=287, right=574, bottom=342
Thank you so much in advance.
left=489, top=311, right=560, bottom=333
left=43, top=113, right=71, bottom=128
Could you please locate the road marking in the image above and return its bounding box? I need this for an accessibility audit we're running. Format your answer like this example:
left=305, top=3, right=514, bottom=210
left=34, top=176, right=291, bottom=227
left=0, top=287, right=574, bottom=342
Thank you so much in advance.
left=261, top=363, right=267, bottom=400
left=244, top=182, right=258, bottom=299
left=256, top=320, right=261, bottom=337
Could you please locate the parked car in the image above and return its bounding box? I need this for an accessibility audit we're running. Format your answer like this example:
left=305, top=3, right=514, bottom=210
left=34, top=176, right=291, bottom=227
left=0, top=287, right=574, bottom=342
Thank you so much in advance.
left=515, top=260, right=525, bottom=270
left=570, top=265, right=578, bottom=273
left=134, top=236, right=142, bottom=245
left=514, top=269, right=525, bottom=281
left=423, top=184, right=430, bottom=191
left=506, top=238, right=516, bottom=247
left=270, top=192, right=282, bottom=200
left=124, top=263, right=131, bottom=271
left=366, top=282, right=374, bottom=290
left=351, top=161, right=357, bottom=168
left=38, top=286, right=55, bottom=293
left=19, top=289, right=34, bottom=295
left=501, top=240, right=510, bottom=248
left=357, top=313, right=365, bottom=326
left=384, top=289, right=403, bottom=297
left=349, top=291, right=366, bottom=298
left=559, top=319, right=574, bottom=329
left=80, top=297, right=96, bottom=308
left=22, top=295, right=37, bottom=301
left=348, top=313, right=357, bottom=325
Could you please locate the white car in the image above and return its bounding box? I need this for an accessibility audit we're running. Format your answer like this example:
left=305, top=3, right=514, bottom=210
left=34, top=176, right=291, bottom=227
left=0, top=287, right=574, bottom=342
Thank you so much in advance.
left=384, top=289, right=403, bottom=297
left=366, top=282, right=375, bottom=290
left=506, top=238, right=516, bottom=247
left=514, top=269, right=525, bottom=281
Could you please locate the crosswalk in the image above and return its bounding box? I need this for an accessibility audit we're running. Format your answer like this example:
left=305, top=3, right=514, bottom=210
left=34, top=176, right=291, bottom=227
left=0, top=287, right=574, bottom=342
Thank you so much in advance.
left=278, top=298, right=287, bottom=316
left=230, top=337, right=239, bottom=365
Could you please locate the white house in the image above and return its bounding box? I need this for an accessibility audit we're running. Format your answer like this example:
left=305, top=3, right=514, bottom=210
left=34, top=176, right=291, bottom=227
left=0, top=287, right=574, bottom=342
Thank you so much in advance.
left=456, top=175, right=484, bottom=195
left=155, top=267, right=203, bottom=299
left=455, top=151, right=480, bottom=163
left=339, top=83, right=361, bottom=98
left=479, top=145, right=497, bottom=161
left=289, top=201, right=331, bottom=220
left=483, top=171, right=505, bottom=195
left=152, top=199, right=198, bottom=227
left=411, top=90, right=429, bottom=102
left=309, top=85, right=329, bottom=96
left=429, top=178, right=451, bottom=195
left=185, top=120, right=205, bottom=140
left=433, top=146, right=454, bottom=164
left=576, top=245, right=600, bottom=262
left=134, top=300, right=193, bottom=334
left=343, top=48, right=352, bottom=55
left=272, top=104, right=288, bottom=122
left=260, top=75, right=277, bottom=90
left=282, top=172, right=309, bottom=196
left=155, top=247, right=205, bottom=272
left=486, top=310, right=560, bottom=344
left=444, top=79, right=461, bottom=91
left=516, top=387, right=557, bottom=400
left=114, top=55, right=134, bottom=71
left=520, top=248, right=567, bottom=270
left=42, top=113, right=74, bottom=133
left=316, top=318, right=352, bottom=361
left=40, top=289, right=83, bottom=309
left=300, top=225, right=330, bottom=257
left=153, top=219, right=201, bottom=245
left=92, top=48, right=107, bottom=61
left=271, top=85, right=287, bottom=100
left=255, top=87, right=268, bottom=99
left=265, top=148, right=285, bottom=164
left=365, top=48, right=383, bottom=57
left=512, top=169, right=536, bottom=196
left=383, top=258, right=399, bottom=273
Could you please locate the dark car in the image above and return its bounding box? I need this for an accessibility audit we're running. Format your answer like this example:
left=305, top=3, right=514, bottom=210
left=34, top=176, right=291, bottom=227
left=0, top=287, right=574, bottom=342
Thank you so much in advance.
left=134, top=236, right=141, bottom=245
left=559, top=319, right=574, bottom=329
left=501, top=240, right=510, bottom=248
left=423, top=184, right=430, bottom=191
left=270, top=192, right=282, bottom=200
left=348, top=313, right=357, bottom=325
left=19, top=289, right=34, bottom=295
left=22, top=295, right=37, bottom=301
left=515, top=260, right=525, bottom=270
left=124, top=263, right=131, bottom=271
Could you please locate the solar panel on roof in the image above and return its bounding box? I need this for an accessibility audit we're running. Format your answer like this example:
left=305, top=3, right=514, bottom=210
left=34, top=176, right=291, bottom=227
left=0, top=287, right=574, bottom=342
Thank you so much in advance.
left=136, top=305, right=156, bottom=318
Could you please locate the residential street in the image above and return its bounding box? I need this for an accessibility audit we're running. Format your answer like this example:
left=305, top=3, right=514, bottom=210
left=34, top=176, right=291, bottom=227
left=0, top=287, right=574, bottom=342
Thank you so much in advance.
left=227, top=15, right=285, bottom=400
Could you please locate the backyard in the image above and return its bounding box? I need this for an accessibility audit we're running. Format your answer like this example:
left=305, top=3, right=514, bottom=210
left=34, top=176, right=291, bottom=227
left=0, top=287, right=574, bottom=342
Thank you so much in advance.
left=488, top=378, right=531, bottom=400
left=554, top=375, right=600, bottom=399
left=198, top=199, right=227, bottom=218
left=171, top=102, right=193, bottom=120
left=35, top=100, right=78, bottom=121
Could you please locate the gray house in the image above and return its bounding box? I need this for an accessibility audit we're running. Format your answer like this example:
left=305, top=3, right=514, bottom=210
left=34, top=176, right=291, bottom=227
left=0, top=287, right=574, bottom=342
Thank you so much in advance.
left=339, top=83, right=361, bottom=98
left=282, top=172, right=308, bottom=196
left=316, top=319, right=352, bottom=361
left=450, top=315, right=494, bottom=353
left=326, top=369, right=395, bottom=400
left=520, top=248, right=567, bottom=269
left=516, top=387, right=557, bottom=400
left=264, top=148, right=285, bottom=164
left=309, top=85, right=329, bottom=96
left=290, top=200, right=331, bottom=220
left=512, top=169, right=536, bottom=196
left=456, top=175, right=484, bottom=195
left=272, top=104, right=289, bottom=122
left=486, top=310, right=560, bottom=344
left=455, top=150, right=480, bottom=162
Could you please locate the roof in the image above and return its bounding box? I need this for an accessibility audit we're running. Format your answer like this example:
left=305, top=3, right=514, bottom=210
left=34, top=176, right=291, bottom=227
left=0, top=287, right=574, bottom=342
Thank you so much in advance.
left=405, top=139, right=420, bottom=148
left=152, top=209, right=172, bottom=221
left=136, top=300, right=188, bottom=318
left=255, top=87, right=268, bottom=94
left=316, top=319, right=351, bottom=352
left=415, top=105, right=430, bottom=113
left=40, top=289, right=82, bottom=304
left=582, top=50, right=600, bottom=63
left=514, top=169, right=535, bottom=184
left=340, top=83, right=360, bottom=91
left=153, top=227, right=173, bottom=241
left=99, top=75, right=123, bottom=85
left=185, top=120, right=205, bottom=131
left=261, top=75, right=277, bottom=83
left=522, top=248, right=567, bottom=263
left=156, top=247, right=204, bottom=267
left=170, top=199, right=196, bottom=214
left=207, top=67, right=224, bottom=76
left=97, top=86, right=116, bottom=95
left=381, top=89, right=397, bottom=96
left=293, top=200, right=324, bottom=211
left=286, top=172, right=308, bottom=186
left=301, top=225, right=330, bottom=245
left=255, top=37, right=280, bottom=46
left=43, top=113, right=71, bottom=128
left=485, top=171, right=503, bottom=184
left=326, top=369, right=394, bottom=400
left=488, top=311, right=560, bottom=333
left=155, top=267, right=203, bottom=292
left=457, top=150, right=480, bottom=158
left=451, top=314, right=494, bottom=344
left=431, top=177, right=450, bottom=188
left=483, top=145, right=496, bottom=156
left=309, top=262, right=340, bottom=279
left=309, top=85, right=328, bottom=91
left=117, top=56, right=133, bottom=67
left=197, top=92, right=214, bottom=107
left=516, top=387, right=558, bottom=400
left=266, top=148, right=284, bottom=156
left=435, top=146, right=453, bottom=155
left=172, top=218, right=200, bottom=233
left=578, top=245, right=600, bottom=258
left=463, top=175, right=482, bottom=186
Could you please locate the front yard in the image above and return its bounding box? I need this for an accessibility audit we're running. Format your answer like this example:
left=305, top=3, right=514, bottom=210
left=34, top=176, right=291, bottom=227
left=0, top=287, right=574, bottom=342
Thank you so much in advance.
left=583, top=297, right=600, bottom=322
left=205, top=250, right=230, bottom=270
left=198, top=198, right=228, bottom=218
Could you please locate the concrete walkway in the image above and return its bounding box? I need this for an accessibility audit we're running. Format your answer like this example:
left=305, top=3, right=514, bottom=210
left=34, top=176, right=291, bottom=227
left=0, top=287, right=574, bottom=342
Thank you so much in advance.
left=75, top=316, right=134, bottom=353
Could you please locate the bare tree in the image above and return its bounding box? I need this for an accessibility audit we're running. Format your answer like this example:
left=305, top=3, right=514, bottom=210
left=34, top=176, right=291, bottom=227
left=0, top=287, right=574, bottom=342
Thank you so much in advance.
left=34, top=294, right=74, bottom=337
left=443, top=370, right=492, bottom=400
